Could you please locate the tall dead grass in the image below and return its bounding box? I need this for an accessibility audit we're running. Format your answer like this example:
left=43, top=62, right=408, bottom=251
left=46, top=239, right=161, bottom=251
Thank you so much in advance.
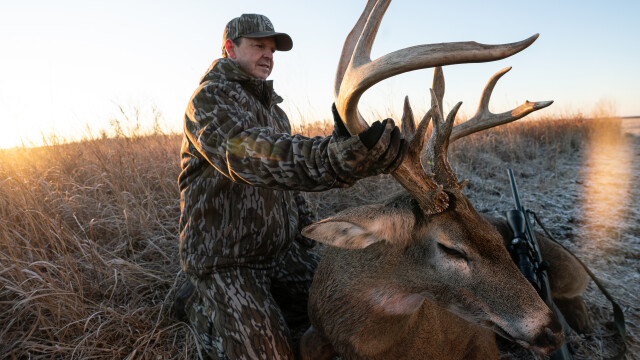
left=0, top=133, right=197, bottom=358
left=0, top=112, right=635, bottom=359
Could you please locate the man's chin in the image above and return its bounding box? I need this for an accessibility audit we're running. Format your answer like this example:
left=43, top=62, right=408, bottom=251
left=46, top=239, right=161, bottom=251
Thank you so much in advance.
left=255, top=66, right=271, bottom=79
left=251, top=72, right=269, bottom=80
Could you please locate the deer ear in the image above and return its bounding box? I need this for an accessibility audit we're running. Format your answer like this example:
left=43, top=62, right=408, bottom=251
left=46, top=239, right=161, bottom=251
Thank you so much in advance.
left=302, top=219, right=380, bottom=249
left=302, top=204, right=415, bottom=249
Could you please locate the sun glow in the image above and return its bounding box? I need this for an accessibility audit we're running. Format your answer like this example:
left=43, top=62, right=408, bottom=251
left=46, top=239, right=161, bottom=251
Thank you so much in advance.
left=580, top=117, right=634, bottom=251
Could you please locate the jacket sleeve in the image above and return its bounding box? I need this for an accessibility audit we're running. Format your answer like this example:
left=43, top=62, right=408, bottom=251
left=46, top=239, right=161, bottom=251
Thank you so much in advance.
left=184, top=80, right=350, bottom=192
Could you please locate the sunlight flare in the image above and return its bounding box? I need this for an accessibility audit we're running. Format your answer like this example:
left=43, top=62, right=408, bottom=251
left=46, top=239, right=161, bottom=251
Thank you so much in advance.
left=580, top=117, right=633, bottom=249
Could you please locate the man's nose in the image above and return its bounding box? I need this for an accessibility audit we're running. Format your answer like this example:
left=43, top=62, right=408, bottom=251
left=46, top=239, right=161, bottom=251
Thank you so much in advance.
left=263, top=51, right=273, bottom=59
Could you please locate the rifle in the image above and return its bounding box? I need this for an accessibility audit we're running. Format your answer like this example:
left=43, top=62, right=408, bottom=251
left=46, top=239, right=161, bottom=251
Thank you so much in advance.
left=506, top=168, right=573, bottom=360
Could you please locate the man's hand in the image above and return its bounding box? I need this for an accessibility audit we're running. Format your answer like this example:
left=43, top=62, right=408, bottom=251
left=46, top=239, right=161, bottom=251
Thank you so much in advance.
left=328, top=104, right=406, bottom=184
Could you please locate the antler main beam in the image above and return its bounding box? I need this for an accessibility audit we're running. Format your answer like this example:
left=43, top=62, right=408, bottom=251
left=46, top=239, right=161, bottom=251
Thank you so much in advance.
left=335, top=0, right=540, bottom=135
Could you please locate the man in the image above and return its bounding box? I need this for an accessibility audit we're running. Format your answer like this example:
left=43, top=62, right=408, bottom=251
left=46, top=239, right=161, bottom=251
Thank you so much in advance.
left=177, top=13, right=405, bottom=359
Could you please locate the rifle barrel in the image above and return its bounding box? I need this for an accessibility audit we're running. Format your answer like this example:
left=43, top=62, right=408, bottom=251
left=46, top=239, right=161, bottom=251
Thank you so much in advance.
left=507, top=168, right=522, bottom=211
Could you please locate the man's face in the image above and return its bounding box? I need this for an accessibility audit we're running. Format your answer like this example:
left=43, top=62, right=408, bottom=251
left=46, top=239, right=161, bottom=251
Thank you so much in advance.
left=228, top=37, right=276, bottom=80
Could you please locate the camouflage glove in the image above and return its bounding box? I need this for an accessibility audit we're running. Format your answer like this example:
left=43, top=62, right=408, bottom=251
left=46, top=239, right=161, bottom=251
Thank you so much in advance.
left=327, top=103, right=406, bottom=185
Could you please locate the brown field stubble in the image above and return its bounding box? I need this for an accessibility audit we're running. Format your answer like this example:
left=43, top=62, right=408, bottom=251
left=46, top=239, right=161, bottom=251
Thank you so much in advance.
left=0, top=114, right=637, bottom=359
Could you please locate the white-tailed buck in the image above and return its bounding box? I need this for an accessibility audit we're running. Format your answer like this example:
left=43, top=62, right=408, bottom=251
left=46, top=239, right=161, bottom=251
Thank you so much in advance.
left=300, top=1, right=590, bottom=359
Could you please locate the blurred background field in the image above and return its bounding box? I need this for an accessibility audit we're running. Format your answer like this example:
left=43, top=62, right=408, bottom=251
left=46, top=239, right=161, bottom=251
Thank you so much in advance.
left=0, top=111, right=638, bottom=359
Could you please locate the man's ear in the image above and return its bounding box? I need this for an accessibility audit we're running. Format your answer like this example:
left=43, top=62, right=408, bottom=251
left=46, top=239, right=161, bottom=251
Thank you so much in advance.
left=301, top=204, right=415, bottom=249
left=224, top=39, right=236, bottom=59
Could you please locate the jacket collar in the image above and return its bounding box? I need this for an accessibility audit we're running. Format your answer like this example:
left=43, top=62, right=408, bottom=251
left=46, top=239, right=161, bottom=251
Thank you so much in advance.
left=201, top=58, right=283, bottom=108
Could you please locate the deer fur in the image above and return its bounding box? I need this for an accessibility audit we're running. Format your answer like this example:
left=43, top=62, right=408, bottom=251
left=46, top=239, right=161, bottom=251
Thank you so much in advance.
left=298, top=1, right=591, bottom=359
left=300, top=194, right=590, bottom=360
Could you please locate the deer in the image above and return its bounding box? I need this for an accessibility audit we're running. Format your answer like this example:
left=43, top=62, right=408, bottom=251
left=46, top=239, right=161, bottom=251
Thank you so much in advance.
left=299, top=0, right=591, bottom=359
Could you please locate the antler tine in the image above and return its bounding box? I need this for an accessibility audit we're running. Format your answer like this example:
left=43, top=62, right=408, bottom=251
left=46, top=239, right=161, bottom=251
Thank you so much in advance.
left=335, top=0, right=391, bottom=135
left=450, top=67, right=554, bottom=142
left=425, top=83, right=464, bottom=190
left=393, top=105, right=450, bottom=215
left=395, top=79, right=455, bottom=215
left=433, top=66, right=445, bottom=117
left=334, top=0, right=378, bottom=101
left=401, top=96, right=416, bottom=137
left=352, top=0, right=391, bottom=67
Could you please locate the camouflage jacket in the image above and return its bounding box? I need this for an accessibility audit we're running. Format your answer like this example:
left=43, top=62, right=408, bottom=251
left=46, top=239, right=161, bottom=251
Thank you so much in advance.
left=178, top=58, right=347, bottom=276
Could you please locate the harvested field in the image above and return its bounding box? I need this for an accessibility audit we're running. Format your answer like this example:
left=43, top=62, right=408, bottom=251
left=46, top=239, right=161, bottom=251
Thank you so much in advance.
left=0, top=114, right=637, bottom=359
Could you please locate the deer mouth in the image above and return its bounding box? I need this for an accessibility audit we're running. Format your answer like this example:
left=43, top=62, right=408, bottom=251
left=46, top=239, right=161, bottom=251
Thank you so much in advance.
left=484, top=320, right=564, bottom=354
left=483, top=321, right=517, bottom=343
left=483, top=321, right=530, bottom=347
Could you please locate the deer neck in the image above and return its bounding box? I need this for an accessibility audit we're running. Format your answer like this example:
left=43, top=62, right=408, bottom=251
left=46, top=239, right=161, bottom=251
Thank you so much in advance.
left=347, top=294, right=423, bottom=357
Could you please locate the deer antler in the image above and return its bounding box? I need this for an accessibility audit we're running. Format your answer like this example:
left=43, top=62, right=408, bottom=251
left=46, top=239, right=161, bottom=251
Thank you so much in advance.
left=450, top=67, right=554, bottom=142
left=335, top=0, right=548, bottom=215
left=423, top=66, right=554, bottom=189
left=335, top=0, right=539, bottom=135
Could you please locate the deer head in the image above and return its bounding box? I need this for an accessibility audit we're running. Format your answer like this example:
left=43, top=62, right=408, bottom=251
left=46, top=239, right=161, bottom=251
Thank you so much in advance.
left=302, top=0, right=561, bottom=354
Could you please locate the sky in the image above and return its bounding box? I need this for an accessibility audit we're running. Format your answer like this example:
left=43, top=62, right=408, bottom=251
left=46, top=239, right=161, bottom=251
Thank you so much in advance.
left=0, top=0, right=639, bottom=149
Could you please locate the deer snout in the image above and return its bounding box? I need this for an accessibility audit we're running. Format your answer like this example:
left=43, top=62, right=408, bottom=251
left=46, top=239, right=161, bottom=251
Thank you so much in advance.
left=529, top=317, right=564, bottom=354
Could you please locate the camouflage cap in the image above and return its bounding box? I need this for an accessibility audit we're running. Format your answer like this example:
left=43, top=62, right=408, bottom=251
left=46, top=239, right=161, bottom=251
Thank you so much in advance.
left=222, top=14, right=293, bottom=56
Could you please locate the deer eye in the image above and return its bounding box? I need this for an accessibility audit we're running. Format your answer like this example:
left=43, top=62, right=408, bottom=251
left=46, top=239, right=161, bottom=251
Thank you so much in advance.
left=437, top=243, right=466, bottom=259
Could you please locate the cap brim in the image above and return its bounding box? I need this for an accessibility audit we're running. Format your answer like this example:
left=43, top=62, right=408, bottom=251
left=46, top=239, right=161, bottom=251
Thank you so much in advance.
left=244, top=31, right=293, bottom=51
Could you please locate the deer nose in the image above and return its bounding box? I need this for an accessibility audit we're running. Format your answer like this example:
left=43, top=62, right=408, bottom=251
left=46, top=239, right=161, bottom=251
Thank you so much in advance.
left=531, top=318, right=564, bottom=354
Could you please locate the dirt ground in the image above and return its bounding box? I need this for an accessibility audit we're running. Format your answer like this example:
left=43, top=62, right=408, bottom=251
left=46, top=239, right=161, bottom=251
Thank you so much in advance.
left=481, top=133, right=639, bottom=360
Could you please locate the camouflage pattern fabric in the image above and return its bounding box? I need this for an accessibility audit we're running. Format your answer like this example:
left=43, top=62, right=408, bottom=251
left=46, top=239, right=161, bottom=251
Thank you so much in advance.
left=179, top=57, right=393, bottom=276
left=186, top=240, right=318, bottom=359
left=178, top=57, right=401, bottom=358
left=178, top=57, right=335, bottom=358
left=179, top=58, right=344, bottom=276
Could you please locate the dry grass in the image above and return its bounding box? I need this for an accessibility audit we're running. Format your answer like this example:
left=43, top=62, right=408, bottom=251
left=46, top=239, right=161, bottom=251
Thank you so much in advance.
left=0, top=134, right=197, bottom=358
left=1, top=113, right=637, bottom=359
